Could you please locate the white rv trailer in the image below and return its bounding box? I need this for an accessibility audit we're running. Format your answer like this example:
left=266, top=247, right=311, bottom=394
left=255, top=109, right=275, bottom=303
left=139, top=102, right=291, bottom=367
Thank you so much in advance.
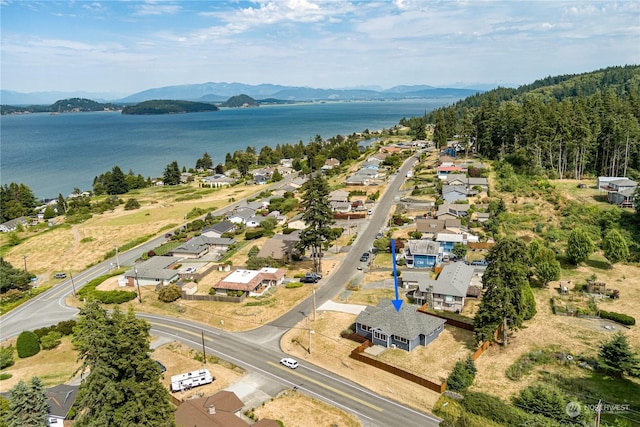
left=170, top=369, right=214, bottom=392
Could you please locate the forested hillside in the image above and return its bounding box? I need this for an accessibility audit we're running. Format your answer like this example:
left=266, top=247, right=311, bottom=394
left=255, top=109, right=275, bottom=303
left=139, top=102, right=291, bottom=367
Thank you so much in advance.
left=121, top=100, right=219, bottom=115
left=415, top=65, right=640, bottom=180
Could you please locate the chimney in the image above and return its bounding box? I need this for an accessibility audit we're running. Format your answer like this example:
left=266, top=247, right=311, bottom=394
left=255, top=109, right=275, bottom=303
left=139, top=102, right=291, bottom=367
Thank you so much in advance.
left=208, top=405, right=216, bottom=415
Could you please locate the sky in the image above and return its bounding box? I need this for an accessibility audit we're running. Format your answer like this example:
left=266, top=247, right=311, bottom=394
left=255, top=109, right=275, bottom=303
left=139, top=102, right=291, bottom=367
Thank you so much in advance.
left=1, top=0, right=639, bottom=96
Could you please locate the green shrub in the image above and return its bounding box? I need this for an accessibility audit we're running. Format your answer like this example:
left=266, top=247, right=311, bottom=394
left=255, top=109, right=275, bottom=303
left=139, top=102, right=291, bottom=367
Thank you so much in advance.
left=55, top=320, right=77, bottom=336
left=0, top=346, right=14, bottom=369
left=599, top=310, right=635, bottom=326
left=285, top=282, right=303, bottom=289
left=446, top=358, right=476, bottom=391
left=40, top=331, right=62, bottom=350
left=33, top=326, right=55, bottom=339
left=460, top=391, right=559, bottom=426
left=16, top=330, right=41, bottom=358
left=0, top=373, right=12, bottom=381
left=95, top=290, right=137, bottom=304
left=158, top=283, right=182, bottom=303
left=245, top=229, right=264, bottom=240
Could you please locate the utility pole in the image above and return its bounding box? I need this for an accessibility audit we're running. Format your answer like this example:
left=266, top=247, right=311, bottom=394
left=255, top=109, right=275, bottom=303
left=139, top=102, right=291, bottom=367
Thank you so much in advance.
left=134, top=268, right=142, bottom=303
left=312, top=287, right=316, bottom=322
left=201, top=331, right=207, bottom=365
left=22, top=255, right=28, bottom=273
left=70, top=272, right=77, bottom=298
left=115, top=246, right=120, bottom=269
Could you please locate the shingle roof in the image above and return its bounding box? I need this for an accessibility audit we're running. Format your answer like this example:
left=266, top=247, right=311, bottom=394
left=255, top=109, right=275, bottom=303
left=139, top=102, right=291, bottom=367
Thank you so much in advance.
left=418, top=261, right=473, bottom=298
left=355, top=299, right=445, bottom=341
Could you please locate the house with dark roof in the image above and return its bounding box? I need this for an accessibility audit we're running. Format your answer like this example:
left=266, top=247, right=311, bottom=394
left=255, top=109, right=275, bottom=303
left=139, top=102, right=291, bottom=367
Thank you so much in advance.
left=201, top=174, right=236, bottom=188
left=169, top=236, right=211, bottom=259
left=599, top=177, right=638, bottom=208
left=175, top=390, right=279, bottom=427
left=202, top=221, right=237, bottom=238
left=46, top=384, right=78, bottom=427
left=0, top=216, right=29, bottom=233
left=404, top=240, right=441, bottom=269
left=227, top=207, right=256, bottom=224
left=354, top=299, right=446, bottom=351
left=410, top=261, right=475, bottom=312
left=441, top=185, right=468, bottom=203
left=435, top=203, right=471, bottom=219
left=415, top=218, right=462, bottom=238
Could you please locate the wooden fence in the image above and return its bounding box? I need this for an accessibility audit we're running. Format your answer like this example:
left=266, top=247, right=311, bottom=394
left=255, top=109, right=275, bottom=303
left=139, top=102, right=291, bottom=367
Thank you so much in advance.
left=350, top=340, right=446, bottom=393
left=417, top=304, right=475, bottom=331
left=181, top=293, right=246, bottom=303
left=471, top=340, right=491, bottom=360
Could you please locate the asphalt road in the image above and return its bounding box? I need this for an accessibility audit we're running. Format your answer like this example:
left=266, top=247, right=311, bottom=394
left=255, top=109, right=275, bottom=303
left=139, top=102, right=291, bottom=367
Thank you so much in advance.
left=0, top=157, right=440, bottom=426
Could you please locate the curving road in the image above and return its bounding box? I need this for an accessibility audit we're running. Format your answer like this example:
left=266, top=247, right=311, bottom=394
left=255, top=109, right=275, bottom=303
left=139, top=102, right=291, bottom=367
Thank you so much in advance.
left=0, top=154, right=440, bottom=426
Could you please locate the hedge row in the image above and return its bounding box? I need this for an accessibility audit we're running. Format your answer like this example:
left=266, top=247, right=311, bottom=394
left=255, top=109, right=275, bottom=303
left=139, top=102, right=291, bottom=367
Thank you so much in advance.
left=599, top=310, right=635, bottom=326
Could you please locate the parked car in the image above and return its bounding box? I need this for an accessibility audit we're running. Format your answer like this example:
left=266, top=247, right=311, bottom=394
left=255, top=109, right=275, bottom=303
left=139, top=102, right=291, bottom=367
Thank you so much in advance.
left=300, top=272, right=322, bottom=283
left=155, top=360, right=167, bottom=373
left=185, top=267, right=196, bottom=273
left=471, top=259, right=489, bottom=266
left=280, top=358, right=299, bottom=369
left=54, top=272, right=67, bottom=279
left=360, top=252, right=370, bottom=262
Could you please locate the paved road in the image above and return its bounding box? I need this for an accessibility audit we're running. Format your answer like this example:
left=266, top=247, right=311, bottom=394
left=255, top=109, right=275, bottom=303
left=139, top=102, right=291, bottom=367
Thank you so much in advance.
left=142, top=312, right=440, bottom=427
left=0, top=157, right=440, bottom=426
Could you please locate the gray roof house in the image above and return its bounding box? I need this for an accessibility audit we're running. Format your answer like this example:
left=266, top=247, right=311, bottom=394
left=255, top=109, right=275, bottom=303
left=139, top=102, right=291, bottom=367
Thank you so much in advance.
left=228, top=207, right=256, bottom=224
left=410, top=261, right=475, bottom=313
left=202, top=221, right=237, bottom=238
left=435, top=203, right=471, bottom=219
left=345, top=175, right=370, bottom=186
left=123, top=256, right=180, bottom=287
left=257, top=231, right=300, bottom=261
left=354, top=300, right=446, bottom=352
left=0, top=216, right=29, bottom=233
left=170, top=236, right=210, bottom=259
left=46, top=384, right=78, bottom=427
left=329, top=189, right=350, bottom=203
left=201, top=174, right=236, bottom=188
left=441, top=185, right=468, bottom=203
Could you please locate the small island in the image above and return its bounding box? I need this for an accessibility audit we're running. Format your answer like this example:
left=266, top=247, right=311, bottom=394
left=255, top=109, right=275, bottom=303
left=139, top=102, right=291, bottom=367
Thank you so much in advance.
left=220, top=94, right=258, bottom=108
left=121, top=100, right=219, bottom=115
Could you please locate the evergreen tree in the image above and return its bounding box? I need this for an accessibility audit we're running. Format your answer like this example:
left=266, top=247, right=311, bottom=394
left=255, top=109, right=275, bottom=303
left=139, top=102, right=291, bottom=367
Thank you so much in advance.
left=473, top=238, right=534, bottom=345
left=7, top=377, right=48, bottom=427
left=270, top=168, right=283, bottom=182
left=602, top=229, right=629, bottom=267
left=598, top=332, right=639, bottom=378
left=106, top=165, right=129, bottom=195
left=296, top=174, right=335, bottom=274
left=72, top=302, right=175, bottom=426
left=56, top=193, right=67, bottom=214
left=195, top=152, right=213, bottom=170
left=0, top=183, right=37, bottom=223
left=566, top=228, right=595, bottom=265
left=163, top=160, right=181, bottom=186
left=43, top=205, right=56, bottom=220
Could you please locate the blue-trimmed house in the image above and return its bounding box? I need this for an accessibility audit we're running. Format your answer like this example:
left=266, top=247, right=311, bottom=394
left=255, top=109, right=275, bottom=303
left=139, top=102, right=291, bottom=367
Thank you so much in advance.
left=404, top=240, right=441, bottom=268
left=354, top=300, right=446, bottom=351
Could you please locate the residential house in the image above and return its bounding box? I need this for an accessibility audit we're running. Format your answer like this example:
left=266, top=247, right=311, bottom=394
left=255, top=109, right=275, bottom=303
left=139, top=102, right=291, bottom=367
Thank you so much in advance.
left=180, top=172, right=193, bottom=183
left=321, top=158, right=341, bottom=171
left=436, top=232, right=478, bottom=254
left=354, top=299, right=446, bottom=351
left=355, top=168, right=379, bottom=179
left=475, top=212, right=491, bottom=224
left=441, top=185, right=468, bottom=203
left=224, top=168, right=241, bottom=178
left=410, top=261, right=474, bottom=313
left=257, top=231, right=300, bottom=261
left=415, top=218, right=462, bottom=238
left=368, top=152, right=388, bottom=162
left=468, top=177, right=489, bottom=192
left=380, top=145, right=403, bottom=154
left=202, top=236, right=236, bottom=252
left=599, top=177, right=638, bottom=208
left=201, top=174, right=236, bottom=188
left=46, top=384, right=78, bottom=427
left=228, top=207, right=256, bottom=224
left=254, top=174, right=269, bottom=185
left=442, top=173, right=468, bottom=186
left=202, top=221, right=237, bottom=238
left=287, top=215, right=307, bottom=230
left=212, top=267, right=286, bottom=296
left=436, top=164, right=467, bottom=178
left=175, top=390, right=279, bottom=427
left=404, top=240, right=441, bottom=269
left=331, top=201, right=352, bottom=213
left=280, top=158, right=294, bottom=168
left=122, top=256, right=180, bottom=287
left=169, top=236, right=210, bottom=259
left=435, top=203, right=471, bottom=220
left=245, top=215, right=264, bottom=228
left=361, top=160, right=380, bottom=170
left=0, top=216, right=29, bottom=233
left=345, top=175, right=370, bottom=186
left=329, top=189, right=350, bottom=203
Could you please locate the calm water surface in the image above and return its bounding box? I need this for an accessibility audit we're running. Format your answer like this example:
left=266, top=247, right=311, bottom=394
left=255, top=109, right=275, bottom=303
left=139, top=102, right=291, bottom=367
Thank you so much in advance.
left=1, top=99, right=452, bottom=199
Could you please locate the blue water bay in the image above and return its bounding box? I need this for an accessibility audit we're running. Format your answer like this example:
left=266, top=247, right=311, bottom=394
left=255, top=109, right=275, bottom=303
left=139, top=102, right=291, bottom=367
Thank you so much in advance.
left=1, top=99, right=451, bottom=199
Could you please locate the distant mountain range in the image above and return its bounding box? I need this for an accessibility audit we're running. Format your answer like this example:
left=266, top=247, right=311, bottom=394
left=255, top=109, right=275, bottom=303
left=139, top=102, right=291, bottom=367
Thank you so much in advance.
left=1, top=81, right=494, bottom=105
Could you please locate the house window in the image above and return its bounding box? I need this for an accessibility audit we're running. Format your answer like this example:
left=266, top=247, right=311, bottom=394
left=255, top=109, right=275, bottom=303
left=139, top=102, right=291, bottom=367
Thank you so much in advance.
left=373, top=329, right=387, bottom=342
left=394, top=336, right=409, bottom=344
left=444, top=295, right=455, bottom=303
left=360, top=324, right=371, bottom=332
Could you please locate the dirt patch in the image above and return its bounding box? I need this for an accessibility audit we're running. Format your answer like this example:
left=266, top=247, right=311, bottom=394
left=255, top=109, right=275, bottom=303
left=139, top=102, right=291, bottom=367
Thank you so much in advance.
left=253, top=390, right=361, bottom=427
left=153, top=341, right=245, bottom=401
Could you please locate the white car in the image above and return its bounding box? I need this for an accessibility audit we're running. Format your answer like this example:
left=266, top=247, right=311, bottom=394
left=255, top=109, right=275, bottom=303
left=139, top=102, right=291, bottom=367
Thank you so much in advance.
left=280, top=358, right=299, bottom=369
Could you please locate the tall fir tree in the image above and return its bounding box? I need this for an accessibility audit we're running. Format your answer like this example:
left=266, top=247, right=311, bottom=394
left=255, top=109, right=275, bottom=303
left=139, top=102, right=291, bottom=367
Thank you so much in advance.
left=296, top=174, right=335, bottom=274
left=7, top=377, right=48, bottom=427
left=72, top=302, right=175, bottom=426
left=473, top=238, right=535, bottom=345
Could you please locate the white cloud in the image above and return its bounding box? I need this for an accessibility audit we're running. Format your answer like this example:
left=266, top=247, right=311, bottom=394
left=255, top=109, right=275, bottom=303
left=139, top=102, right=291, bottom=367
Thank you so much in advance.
left=134, top=1, right=181, bottom=16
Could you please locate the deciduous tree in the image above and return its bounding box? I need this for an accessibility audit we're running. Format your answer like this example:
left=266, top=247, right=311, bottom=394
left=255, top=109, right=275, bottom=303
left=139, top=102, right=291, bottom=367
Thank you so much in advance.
left=602, top=229, right=629, bottom=267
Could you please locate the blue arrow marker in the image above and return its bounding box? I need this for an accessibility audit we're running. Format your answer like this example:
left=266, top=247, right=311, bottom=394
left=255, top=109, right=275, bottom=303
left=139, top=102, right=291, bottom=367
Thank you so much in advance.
left=391, top=239, right=403, bottom=312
